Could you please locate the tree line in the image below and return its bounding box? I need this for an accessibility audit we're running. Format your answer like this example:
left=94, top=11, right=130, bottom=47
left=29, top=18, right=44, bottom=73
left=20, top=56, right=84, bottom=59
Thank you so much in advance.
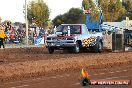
left=26, top=0, right=132, bottom=28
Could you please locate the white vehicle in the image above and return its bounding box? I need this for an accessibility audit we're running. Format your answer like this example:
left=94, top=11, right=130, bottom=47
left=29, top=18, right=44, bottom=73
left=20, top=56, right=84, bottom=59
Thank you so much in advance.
left=46, top=24, right=103, bottom=54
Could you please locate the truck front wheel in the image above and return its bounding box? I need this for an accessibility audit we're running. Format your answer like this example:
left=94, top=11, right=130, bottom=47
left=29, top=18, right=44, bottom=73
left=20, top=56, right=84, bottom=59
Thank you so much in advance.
left=48, top=48, right=54, bottom=54
left=74, top=42, right=80, bottom=53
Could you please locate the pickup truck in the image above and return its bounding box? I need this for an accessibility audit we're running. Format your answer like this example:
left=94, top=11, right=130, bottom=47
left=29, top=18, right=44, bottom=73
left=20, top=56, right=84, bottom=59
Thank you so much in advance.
left=46, top=24, right=103, bottom=54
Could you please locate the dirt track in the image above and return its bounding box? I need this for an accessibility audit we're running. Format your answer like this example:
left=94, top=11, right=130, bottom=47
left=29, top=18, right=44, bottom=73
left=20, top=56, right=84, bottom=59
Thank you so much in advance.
left=1, top=64, right=131, bottom=88
left=0, top=47, right=132, bottom=81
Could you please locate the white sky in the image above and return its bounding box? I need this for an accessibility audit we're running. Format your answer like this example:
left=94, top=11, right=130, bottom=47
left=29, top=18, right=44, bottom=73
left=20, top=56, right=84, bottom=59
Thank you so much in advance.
left=0, top=0, right=82, bottom=23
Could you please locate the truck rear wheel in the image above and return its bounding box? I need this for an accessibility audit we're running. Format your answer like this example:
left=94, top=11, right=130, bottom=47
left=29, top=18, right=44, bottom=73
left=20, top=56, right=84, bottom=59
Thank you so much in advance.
left=98, top=42, right=103, bottom=52
left=92, top=42, right=103, bottom=53
left=48, top=48, right=54, bottom=54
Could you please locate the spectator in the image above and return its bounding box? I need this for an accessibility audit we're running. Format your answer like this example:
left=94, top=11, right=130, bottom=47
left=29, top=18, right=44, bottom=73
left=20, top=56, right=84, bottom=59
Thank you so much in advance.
left=10, top=32, right=15, bottom=43
left=0, top=26, right=6, bottom=48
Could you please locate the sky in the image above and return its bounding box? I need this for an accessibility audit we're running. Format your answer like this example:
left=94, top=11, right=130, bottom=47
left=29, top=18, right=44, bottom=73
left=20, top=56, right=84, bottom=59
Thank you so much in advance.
left=0, top=0, right=82, bottom=23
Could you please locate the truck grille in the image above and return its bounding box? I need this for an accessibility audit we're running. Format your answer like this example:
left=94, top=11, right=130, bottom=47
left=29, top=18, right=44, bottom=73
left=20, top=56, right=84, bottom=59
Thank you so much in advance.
left=67, top=38, right=74, bottom=40
left=47, top=38, right=51, bottom=40
left=46, top=37, right=74, bottom=44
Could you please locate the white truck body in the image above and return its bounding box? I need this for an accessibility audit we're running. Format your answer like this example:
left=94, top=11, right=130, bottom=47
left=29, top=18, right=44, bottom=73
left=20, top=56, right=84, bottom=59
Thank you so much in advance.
left=46, top=24, right=103, bottom=53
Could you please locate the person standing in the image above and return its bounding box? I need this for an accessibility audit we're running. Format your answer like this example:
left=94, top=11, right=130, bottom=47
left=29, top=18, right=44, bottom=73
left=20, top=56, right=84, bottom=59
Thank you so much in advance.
left=0, top=26, right=6, bottom=48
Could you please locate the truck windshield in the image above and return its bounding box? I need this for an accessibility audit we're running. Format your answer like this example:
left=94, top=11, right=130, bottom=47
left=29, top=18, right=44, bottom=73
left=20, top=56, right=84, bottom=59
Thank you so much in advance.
left=56, top=25, right=81, bottom=34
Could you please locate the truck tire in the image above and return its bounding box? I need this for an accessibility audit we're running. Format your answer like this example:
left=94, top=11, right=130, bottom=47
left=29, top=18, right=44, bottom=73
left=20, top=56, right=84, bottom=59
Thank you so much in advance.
left=92, top=42, right=103, bottom=53
left=74, top=42, right=80, bottom=53
left=98, top=42, right=103, bottom=53
left=48, top=48, right=54, bottom=54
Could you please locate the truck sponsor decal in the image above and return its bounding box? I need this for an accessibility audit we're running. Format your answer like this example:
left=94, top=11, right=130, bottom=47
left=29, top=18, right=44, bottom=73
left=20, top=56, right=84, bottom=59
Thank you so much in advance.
left=83, top=37, right=96, bottom=47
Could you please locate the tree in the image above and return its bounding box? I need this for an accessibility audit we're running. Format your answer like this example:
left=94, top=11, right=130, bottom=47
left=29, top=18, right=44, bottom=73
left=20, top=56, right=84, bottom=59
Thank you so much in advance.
left=52, top=15, right=64, bottom=27
left=82, top=0, right=101, bottom=22
left=65, top=8, right=84, bottom=23
left=122, top=0, right=132, bottom=20
left=82, top=0, right=126, bottom=22
left=122, top=0, right=132, bottom=12
left=27, top=0, right=50, bottom=27
left=99, top=0, right=126, bottom=21
left=82, top=0, right=94, bottom=10
left=52, top=8, right=84, bottom=27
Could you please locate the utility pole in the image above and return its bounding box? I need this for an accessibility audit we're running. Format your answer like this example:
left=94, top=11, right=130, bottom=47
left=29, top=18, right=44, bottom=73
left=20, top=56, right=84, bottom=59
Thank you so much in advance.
left=25, top=0, right=28, bottom=45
